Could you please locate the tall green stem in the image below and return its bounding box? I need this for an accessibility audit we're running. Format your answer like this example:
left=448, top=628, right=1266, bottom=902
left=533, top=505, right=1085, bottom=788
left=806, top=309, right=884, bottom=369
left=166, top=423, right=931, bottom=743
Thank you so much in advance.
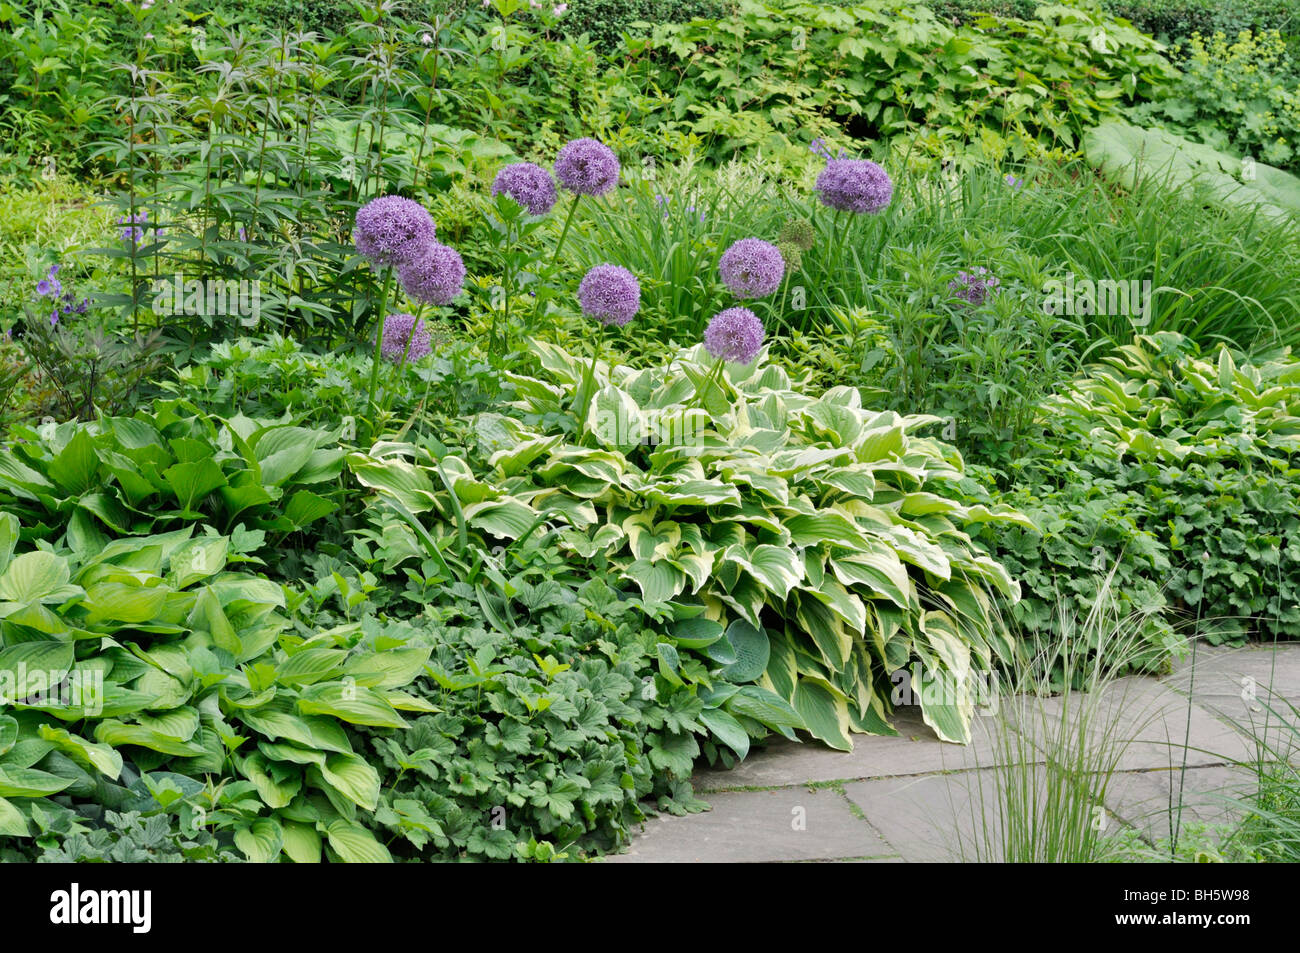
left=531, top=193, right=582, bottom=329
left=366, top=266, right=395, bottom=415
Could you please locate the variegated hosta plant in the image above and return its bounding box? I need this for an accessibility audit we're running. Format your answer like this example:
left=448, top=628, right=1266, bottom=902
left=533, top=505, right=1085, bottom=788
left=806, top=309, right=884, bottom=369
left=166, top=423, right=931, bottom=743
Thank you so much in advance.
left=349, top=341, right=1030, bottom=747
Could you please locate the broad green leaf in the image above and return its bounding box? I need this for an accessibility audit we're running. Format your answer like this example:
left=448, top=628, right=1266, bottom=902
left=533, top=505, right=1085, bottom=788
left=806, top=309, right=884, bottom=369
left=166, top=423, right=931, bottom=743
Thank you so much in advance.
left=281, top=820, right=322, bottom=863
left=297, top=684, right=408, bottom=729
left=326, top=820, right=393, bottom=863
left=0, top=796, right=29, bottom=837
left=0, top=764, right=73, bottom=797
left=792, top=678, right=853, bottom=751
left=235, top=817, right=284, bottom=863
left=0, top=551, right=71, bottom=603
left=319, top=752, right=381, bottom=810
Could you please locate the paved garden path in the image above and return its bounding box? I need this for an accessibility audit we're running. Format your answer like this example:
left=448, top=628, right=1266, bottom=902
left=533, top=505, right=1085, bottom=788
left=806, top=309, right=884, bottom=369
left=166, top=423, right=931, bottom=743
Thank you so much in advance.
left=607, top=644, right=1300, bottom=862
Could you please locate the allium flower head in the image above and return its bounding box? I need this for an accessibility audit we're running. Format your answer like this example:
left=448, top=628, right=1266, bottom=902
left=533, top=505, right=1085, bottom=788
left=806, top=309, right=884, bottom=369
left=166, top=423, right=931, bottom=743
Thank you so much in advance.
left=492, top=162, right=558, bottom=215
left=815, top=158, right=893, bottom=214
left=398, top=242, right=466, bottom=306
left=948, top=267, right=999, bottom=306
left=577, top=264, right=640, bottom=326
left=554, top=138, right=620, bottom=197
left=353, top=195, right=436, bottom=267
left=704, top=307, right=764, bottom=365
left=718, top=238, right=784, bottom=299
left=379, top=313, right=432, bottom=364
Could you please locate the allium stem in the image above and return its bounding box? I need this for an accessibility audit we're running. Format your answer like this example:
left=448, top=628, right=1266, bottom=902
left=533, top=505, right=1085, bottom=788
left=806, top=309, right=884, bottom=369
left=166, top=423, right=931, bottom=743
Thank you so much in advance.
left=366, top=266, right=395, bottom=416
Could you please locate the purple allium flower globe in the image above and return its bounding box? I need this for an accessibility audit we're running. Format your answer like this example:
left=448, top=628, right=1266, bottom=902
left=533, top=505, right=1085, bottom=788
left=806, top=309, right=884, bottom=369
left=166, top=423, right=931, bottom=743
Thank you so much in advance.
left=398, top=242, right=466, bottom=306
left=353, top=195, right=437, bottom=267
left=554, top=138, right=620, bottom=197
left=578, top=264, right=640, bottom=327
left=718, top=238, right=785, bottom=299
left=492, top=162, right=558, bottom=216
left=814, top=159, right=893, bottom=214
left=948, top=267, right=1000, bottom=306
left=379, top=313, right=433, bottom=364
left=704, top=307, right=765, bottom=365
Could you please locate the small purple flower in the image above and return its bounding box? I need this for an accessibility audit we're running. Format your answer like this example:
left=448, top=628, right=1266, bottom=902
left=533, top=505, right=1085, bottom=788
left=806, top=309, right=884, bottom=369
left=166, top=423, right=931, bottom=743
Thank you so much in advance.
left=578, top=263, right=640, bottom=326
left=810, top=138, right=833, bottom=160
left=948, top=267, right=1000, bottom=306
left=492, top=162, right=558, bottom=215
left=118, top=210, right=152, bottom=245
left=719, top=238, right=785, bottom=299
left=1005, top=173, right=1024, bottom=190
left=353, top=195, right=437, bottom=267
left=815, top=159, right=893, bottom=214
left=704, top=307, right=764, bottom=365
left=36, top=264, right=62, bottom=297
left=378, top=313, right=433, bottom=364
left=398, top=242, right=466, bottom=306
left=554, top=138, right=620, bottom=197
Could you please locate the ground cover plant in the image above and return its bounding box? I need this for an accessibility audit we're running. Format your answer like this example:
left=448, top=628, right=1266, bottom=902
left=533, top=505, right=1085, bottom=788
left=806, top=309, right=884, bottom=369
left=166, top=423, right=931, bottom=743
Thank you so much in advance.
left=0, top=0, right=1298, bottom=865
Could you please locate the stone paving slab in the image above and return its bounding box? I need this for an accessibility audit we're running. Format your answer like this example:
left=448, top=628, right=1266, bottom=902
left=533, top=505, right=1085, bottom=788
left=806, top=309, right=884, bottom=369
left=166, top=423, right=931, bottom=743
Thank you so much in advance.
left=1102, top=766, right=1252, bottom=843
left=609, top=644, right=1300, bottom=862
left=692, top=706, right=1027, bottom=792
left=604, top=788, right=898, bottom=863
left=1005, top=677, right=1255, bottom=771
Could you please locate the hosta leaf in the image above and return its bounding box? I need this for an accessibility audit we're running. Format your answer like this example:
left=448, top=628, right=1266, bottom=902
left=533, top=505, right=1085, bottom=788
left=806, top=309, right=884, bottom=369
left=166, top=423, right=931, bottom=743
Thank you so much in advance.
left=281, top=820, right=322, bottom=863
left=163, top=458, right=227, bottom=514
left=297, top=684, right=409, bottom=729
left=0, top=642, right=74, bottom=699
left=725, top=684, right=804, bottom=731
left=725, top=543, right=803, bottom=599
left=700, top=708, right=750, bottom=759
left=0, top=714, right=16, bottom=756
left=234, top=817, right=284, bottom=863
left=464, top=499, right=540, bottom=540
left=38, top=724, right=123, bottom=779
left=237, top=705, right=353, bottom=754
left=319, top=752, right=381, bottom=810
left=241, top=751, right=302, bottom=809
left=325, top=820, right=393, bottom=863
left=0, top=796, right=29, bottom=837
left=276, top=648, right=347, bottom=686
left=342, top=647, right=431, bottom=690
left=0, top=551, right=71, bottom=603
left=792, top=678, right=853, bottom=751
left=719, top=620, right=770, bottom=683
left=0, top=512, right=18, bottom=574
left=0, top=764, right=74, bottom=797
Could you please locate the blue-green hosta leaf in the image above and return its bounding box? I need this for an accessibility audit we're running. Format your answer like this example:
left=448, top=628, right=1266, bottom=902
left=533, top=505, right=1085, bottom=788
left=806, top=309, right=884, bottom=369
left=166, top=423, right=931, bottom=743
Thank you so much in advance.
left=0, top=796, right=29, bottom=836
left=343, top=647, right=431, bottom=690
left=0, top=764, right=74, bottom=797
left=319, top=752, right=381, bottom=810
left=234, top=817, right=284, bottom=863
left=700, top=708, right=750, bottom=760
left=669, top=617, right=724, bottom=649
left=297, top=684, right=409, bottom=729
left=281, top=820, right=322, bottom=863
left=720, top=620, right=771, bottom=683
left=325, top=820, right=393, bottom=863
left=792, top=677, right=853, bottom=751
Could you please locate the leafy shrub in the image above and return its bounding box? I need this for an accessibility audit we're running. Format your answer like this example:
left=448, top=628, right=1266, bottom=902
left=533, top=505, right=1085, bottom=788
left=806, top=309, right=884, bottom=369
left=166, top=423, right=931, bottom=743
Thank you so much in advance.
left=1040, top=332, right=1300, bottom=642
left=1102, top=0, right=1299, bottom=46
left=0, top=400, right=346, bottom=565
left=1130, top=30, right=1300, bottom=171
left=629, top=0, right=1176, bottom=164
left=561, top=0, right=734, bottom=46
left=349, top=338, right=1028, bottom=746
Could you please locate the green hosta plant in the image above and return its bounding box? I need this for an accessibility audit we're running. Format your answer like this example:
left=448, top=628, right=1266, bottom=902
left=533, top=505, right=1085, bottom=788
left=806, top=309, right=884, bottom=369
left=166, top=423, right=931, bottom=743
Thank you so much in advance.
left=0, top=513, right=430, bottom=863
left=0, top=398, right=346, bottom=564
left=348, top=340, right=1030, bottom=747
